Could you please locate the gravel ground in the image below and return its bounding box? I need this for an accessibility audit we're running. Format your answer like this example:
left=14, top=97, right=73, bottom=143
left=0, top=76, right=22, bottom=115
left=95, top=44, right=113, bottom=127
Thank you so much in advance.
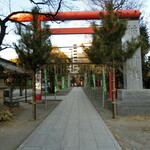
left=83, top=87, right=150, bottom=150
left=0, top=100, right=60, bottom=150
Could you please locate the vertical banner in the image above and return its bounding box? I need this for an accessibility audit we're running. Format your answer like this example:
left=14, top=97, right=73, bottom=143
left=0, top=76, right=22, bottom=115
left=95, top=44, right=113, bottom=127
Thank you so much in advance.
left=68, top=74, right=70, bottom=88
left=35, top=70, right=42, bottom=100
left=92, top=74, right=96, bottom=89
left=84, top=73, right=87, bottom=87
left=97, top=79, right=100, bottom=88
left=102, top=68, right=107, bottom=108
left=61, top=76, right=65, bottom=90
left=86, top=75, right=88, bottom=88
left=109, top=72, right=113, bottom=99
left=100, top=79, right=103, bottom=87
left=87, top=75, right=91, bottom=88
left=102, top=69, right=107, bottom=94
left=44, top=69, right=48, bottom=93
left=64, top=76, right=66, bottom=89
left=55, top=74, right=59, bottom=93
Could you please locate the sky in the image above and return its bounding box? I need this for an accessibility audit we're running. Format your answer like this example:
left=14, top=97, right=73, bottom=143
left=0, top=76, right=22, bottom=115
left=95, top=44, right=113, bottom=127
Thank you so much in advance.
left=0, top=0, right=150, bottom=60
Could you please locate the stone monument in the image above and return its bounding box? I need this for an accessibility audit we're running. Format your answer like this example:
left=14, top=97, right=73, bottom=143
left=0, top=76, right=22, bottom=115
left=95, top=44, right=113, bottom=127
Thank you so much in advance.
left=117, top=20, right=150, bottom=115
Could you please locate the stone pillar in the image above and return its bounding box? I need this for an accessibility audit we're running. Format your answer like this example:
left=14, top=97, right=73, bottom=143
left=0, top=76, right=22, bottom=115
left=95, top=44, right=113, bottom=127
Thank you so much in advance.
left=117, top=20, right=150, bottom=115
left=123, top=20, right=143, bottom=89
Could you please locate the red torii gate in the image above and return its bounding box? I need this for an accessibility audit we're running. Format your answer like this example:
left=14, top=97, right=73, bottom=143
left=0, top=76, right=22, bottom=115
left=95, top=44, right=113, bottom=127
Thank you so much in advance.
left=10, top=10, right=141, bottom=34
left=10, top=10, right=141, bottom=100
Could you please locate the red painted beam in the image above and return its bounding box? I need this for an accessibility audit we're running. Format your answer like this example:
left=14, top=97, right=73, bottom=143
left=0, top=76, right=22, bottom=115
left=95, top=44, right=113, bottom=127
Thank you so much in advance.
left=50, top=27, right=93, bottom=35
left=10, top=10, right=140, bottom=22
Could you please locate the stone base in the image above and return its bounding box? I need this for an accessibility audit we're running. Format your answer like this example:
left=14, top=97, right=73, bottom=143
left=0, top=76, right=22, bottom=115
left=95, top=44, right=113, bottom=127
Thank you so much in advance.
left=117, top=89, right=150, bottom=115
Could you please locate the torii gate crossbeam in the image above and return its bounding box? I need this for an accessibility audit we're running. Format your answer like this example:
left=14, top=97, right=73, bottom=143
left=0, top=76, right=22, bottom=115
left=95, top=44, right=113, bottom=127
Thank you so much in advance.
left=50, top=27, right=93, bottom=35
left=10, top=10, right=140, bottom=35
left=10, top=10, right=140, bottom=22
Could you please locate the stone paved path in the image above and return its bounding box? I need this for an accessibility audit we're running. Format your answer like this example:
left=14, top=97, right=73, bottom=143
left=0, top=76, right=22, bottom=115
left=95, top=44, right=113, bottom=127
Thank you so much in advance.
left=16, top=87, right=122, bottom=150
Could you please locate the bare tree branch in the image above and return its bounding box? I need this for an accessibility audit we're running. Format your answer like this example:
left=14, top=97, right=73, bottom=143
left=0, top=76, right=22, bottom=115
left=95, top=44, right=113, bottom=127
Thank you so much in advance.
left=84, top=0, right=144, bottom=10
left=0, top=0, right=64, bottom=49
left=30, top=0, right=49, bottom=5
left=0, top=44, right=14, bottom=51
left=29, top=0, right=63, bottom=13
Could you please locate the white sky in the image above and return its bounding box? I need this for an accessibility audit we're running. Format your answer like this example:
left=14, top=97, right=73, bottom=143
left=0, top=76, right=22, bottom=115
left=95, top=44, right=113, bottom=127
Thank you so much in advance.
left=0, top=0, right=92, bottom=60
left=0, top=0, right=150, bottom=60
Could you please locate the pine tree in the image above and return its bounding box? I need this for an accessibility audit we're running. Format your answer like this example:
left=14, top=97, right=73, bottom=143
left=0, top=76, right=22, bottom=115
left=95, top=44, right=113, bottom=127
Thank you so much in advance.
left=13, top=7, right=52, bottom=120
left=84, top=2, right=140, bottom=118
left=140, top=26, right=150, bottom=88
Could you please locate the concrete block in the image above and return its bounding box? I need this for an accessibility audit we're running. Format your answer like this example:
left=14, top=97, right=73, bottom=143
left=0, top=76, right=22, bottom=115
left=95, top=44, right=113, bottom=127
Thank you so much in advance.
left=117, top=89, right=150, bottom=115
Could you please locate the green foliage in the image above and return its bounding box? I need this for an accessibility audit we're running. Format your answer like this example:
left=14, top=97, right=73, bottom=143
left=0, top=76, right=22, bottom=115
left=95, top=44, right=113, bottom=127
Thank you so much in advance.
left=13, top=7, right=53, bottom=120
left=140, top=26, right=150, bottom=60
left=84, top=2, right=140, bottom=67
left=50, top=47, right=71, bottom=63
left=0, top=110, right=13, bottom=121
left=13, top=7, right=52, bottom=72
left=140, top=25, right=150, bottom=88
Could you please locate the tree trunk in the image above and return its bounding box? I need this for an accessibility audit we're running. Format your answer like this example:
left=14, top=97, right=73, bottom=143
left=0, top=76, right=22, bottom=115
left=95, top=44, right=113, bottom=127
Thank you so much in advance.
left=19, top=81, right=23, bottom=96
left=0, top=21, right=7, bottom=46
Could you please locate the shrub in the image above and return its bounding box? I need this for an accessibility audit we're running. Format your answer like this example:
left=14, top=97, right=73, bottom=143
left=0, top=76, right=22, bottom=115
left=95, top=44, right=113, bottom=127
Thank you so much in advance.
left=0, top=110, right=14, bottom=121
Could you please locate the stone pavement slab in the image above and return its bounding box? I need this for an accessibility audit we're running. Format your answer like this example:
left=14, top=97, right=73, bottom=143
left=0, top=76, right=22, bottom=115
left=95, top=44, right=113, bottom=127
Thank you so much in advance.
left=16, top=87, right=122, bottom=150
